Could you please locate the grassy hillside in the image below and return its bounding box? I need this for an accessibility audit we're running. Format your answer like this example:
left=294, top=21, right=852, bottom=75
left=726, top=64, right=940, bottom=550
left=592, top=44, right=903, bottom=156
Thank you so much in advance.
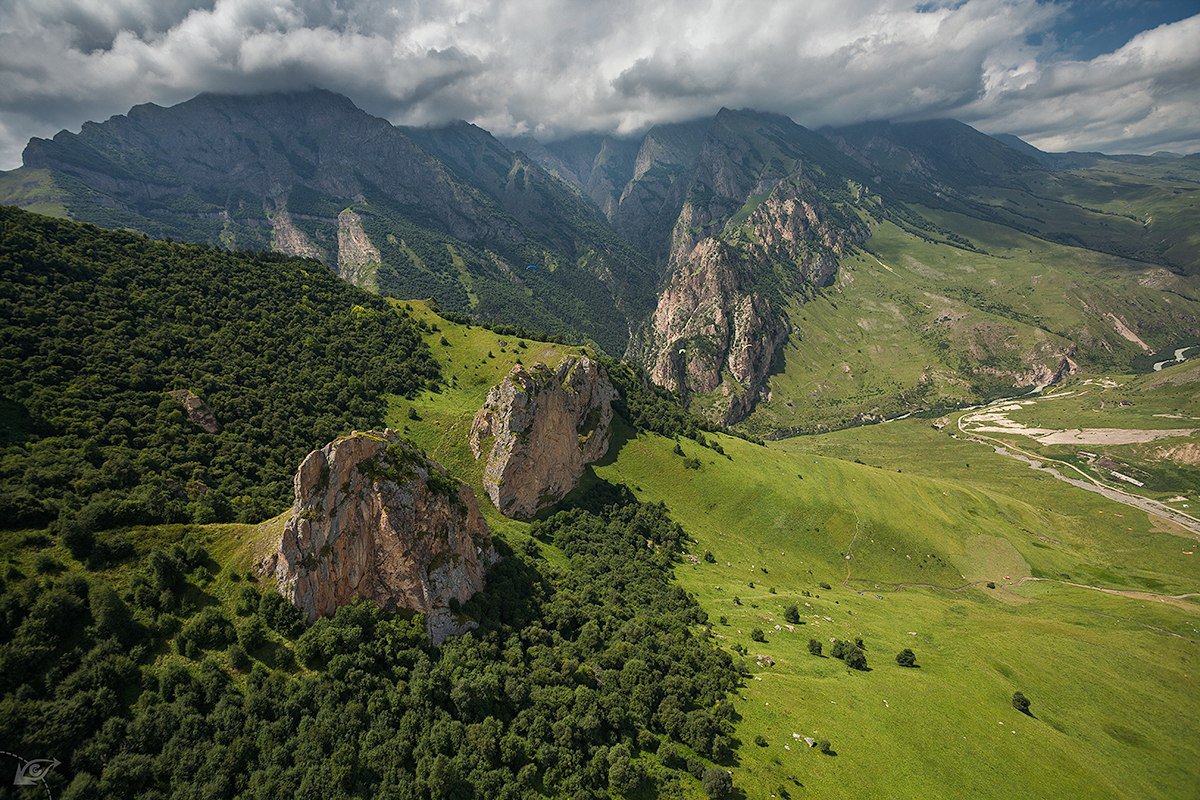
left=388, top=306, right=1200, bottom=798
left=745, top=208, right=1200, bottom=436
left=4, top=262, right=1197, bottom=797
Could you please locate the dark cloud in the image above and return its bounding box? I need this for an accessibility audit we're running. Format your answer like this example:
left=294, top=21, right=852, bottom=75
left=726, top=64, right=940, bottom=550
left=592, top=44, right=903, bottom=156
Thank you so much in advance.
left=0, top=0, right=1197, bottom=169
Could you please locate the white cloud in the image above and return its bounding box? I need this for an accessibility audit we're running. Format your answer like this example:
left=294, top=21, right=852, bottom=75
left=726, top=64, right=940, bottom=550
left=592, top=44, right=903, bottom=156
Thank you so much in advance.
left=0, top=0, right=1197, bottom=169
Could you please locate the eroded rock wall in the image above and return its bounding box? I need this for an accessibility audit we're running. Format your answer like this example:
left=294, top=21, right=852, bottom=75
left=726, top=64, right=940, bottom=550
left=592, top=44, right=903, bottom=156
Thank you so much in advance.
left=469, top=357, right=614, bottom=519
left=262, top=430, right=496, bottom=642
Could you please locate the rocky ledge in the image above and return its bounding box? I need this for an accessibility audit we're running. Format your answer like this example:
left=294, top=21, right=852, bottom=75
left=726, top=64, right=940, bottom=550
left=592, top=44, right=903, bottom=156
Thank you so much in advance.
left=469, top=356, right=615, bottom=520
left=260, top=430, right=496, bottom=643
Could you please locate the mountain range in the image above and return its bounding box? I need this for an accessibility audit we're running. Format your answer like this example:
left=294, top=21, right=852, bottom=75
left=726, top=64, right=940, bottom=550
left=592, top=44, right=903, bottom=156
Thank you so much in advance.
left=3, top=89, right=1198, bottom=431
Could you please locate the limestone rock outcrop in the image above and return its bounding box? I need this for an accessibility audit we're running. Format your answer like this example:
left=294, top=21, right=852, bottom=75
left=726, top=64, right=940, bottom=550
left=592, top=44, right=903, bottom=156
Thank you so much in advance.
left=336, top=209, right=381, bottom=291
left=270, top=210, right=324, bottom=262
left=469, top=357, right=614, bottom=520
left=641, top=178, right=866, bottom=425
left=261, top=430, right=496, bottom=642
left=167, top=389, right=220, bottom=433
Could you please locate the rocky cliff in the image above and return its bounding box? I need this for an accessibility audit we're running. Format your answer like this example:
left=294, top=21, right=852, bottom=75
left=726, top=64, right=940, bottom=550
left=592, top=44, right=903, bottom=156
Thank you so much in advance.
left=336, top=209, right=381, bottom=291
left=262, top=430, right=496, bottom=643
left=469, top=357, right=614, bottom=519
left=270, top=210, right=324, bottom=262
left=642, top=178, right=867, bottom=424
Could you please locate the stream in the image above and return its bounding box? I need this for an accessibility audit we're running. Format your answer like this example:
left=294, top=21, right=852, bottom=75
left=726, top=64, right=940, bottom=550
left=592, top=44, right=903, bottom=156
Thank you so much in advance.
left=1153, top=346, right=1196, bottom=372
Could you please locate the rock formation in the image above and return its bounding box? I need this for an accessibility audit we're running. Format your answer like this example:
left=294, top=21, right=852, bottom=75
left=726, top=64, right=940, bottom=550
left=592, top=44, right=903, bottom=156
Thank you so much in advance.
left=336, top=209, right=381, bottom=291
left=469, top=357, right=614, bottom=520
left=645, top=238, right=788, bottom=425
left=641, top=179, right=866, bottom=425
left=262, top=430, right=496, bottom=643
left=270, top=210, right=324, bottom=262
left=167, top=389, right=220, bottom=433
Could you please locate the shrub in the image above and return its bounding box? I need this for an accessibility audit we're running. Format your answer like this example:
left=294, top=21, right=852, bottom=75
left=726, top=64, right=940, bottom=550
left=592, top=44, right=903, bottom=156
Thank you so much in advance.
left=238, top=615, right=268, bottom=652
left=808, top=639, right=822, bottom=656
left=1012, top=691, right=1031, bottom=715
left=177, top=607, right=235, bottom=657
left=783, top=604, right=800, bottom=624
left=259, top=591, right=304, bottom=637
left=843, top=645, right=867, bottom=671
left=819, top=582, right=832, bottom=590
left=227, top=643, right=250, bottom=670
left=754, top=735, right=768, bottom=747
left=702, top=767, right=733, bottom=799
left=750, top=628, right=766, bottom=643
left=703, top=550, right=716, bottom=563
left=896, top=648, right=917, bottom=668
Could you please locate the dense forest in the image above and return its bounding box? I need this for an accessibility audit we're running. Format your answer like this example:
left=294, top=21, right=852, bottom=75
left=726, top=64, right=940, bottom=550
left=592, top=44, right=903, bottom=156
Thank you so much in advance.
left=1, top=495, right=741, bottom=799
left=0, top=207, right=439, bottom=535
left=0, top=205, right=744, bottom=798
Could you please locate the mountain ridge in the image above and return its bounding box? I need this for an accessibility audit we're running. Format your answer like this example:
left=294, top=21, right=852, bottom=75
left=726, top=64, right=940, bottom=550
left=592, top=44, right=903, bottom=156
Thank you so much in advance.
left=3, top=89, right=1198, bottom=432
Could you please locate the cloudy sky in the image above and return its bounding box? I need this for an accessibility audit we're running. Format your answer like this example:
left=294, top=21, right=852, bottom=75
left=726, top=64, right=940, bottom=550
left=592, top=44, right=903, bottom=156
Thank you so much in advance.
left=1, top=0, right=1198, bottom=168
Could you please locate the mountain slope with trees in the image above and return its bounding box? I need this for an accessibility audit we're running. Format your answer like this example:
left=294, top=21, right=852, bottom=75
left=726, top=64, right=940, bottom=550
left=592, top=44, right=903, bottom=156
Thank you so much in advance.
left=0, top=206, right=439, bottom=534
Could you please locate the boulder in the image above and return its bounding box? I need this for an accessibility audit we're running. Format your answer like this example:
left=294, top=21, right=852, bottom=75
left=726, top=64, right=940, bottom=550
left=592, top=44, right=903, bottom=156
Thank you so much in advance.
left=167, top=389, right=220, bottom=433
left=469, top=356, right=614, bottom=519
left=261, top=430, right=496, bottom=643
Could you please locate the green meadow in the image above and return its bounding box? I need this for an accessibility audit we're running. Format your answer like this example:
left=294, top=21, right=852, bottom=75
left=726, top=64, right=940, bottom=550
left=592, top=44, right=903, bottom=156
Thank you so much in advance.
left=746, top=208, right=1200, bottom=437
left=380, top=303, right=1200, bottom=799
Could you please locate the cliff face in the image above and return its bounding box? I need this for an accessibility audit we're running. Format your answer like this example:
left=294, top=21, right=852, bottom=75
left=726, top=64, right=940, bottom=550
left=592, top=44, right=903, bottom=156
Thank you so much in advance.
left=270, top=210, right=324, bottom=262
left=336, top=209, right=381, bottom=291
left=262, top=430, right=496, bottom=643
left=643, top=179, right=867, bottom=424
left=646, top=238, right=786, bottom=424
left=469, top=357, right=614, bottom=520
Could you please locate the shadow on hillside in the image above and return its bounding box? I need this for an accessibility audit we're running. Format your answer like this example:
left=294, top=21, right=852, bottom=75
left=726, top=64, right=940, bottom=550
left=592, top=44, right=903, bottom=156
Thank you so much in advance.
left=591, top=414, right=638, bottom=468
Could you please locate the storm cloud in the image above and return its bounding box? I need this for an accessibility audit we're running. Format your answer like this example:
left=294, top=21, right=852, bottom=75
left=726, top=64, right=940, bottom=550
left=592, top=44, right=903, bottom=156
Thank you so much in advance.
left=1, top=0, right=1198, bottom=168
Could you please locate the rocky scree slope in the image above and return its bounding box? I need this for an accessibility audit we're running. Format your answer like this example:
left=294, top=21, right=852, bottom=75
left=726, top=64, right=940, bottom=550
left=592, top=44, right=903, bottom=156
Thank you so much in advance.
left=261, top=430, right=496, bottom=643
left=469, top=356, right=615, bottom=519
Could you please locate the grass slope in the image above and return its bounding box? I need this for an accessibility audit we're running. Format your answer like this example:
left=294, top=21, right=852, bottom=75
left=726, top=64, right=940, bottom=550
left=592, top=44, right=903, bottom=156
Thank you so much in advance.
left=594, top=423, right=1199, bottom=799
left=746, top=209, right=1200, bottom=436
left=381, top=304, right=1200, bottom=799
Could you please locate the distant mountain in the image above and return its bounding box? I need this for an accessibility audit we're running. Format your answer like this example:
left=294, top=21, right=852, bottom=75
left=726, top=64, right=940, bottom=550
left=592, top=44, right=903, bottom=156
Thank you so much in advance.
left=0, top=90, right=656, bottom=353
left=825, top=118, right=1200, bottom=275
left=3, top=93, right=1198, bottom=431
left=517, top=109, right=879, bottom=422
